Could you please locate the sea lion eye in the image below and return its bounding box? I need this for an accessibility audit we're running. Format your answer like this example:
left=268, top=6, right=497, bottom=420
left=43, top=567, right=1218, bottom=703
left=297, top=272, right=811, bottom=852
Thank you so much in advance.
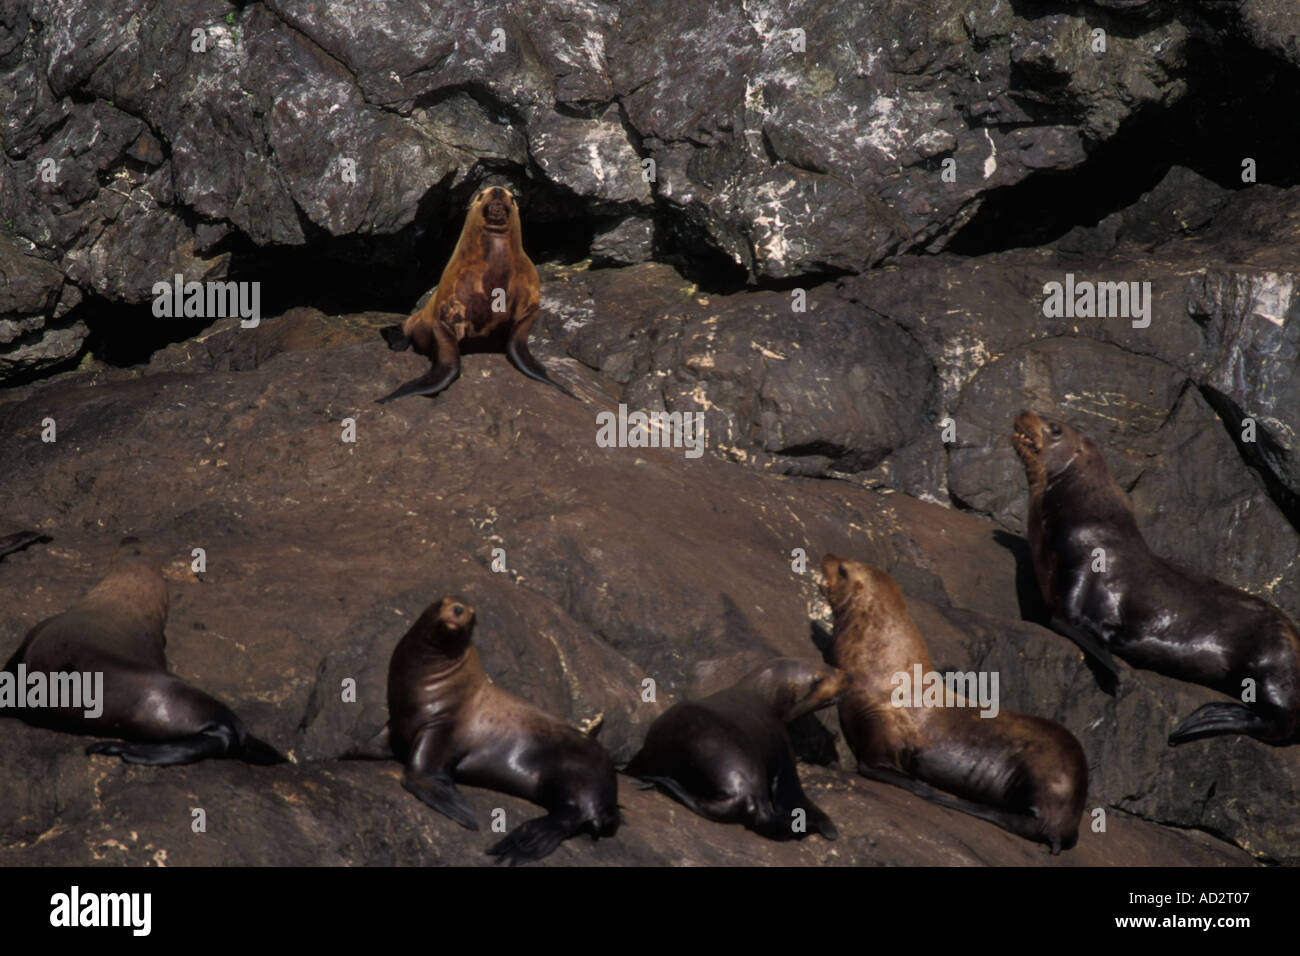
left=1048, top=424, right=1062, bottom=437
left=452, top=604, right=465, bottom=616
left=838, top=565, right=848, bottom=579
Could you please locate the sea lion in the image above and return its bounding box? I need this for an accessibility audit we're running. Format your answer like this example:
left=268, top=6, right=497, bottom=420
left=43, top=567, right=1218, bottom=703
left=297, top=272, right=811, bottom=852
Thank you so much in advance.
left=1, top=538, right=285, bottom=765
left=625, top=658, right=845, bottom=841
left=376, top=185, right=574, bottom=403
left=387, top=595, right=619, bottom=864
left=1012, top=410, right=1300, bottom=745
left=822, top=554, right=1088, bottom=853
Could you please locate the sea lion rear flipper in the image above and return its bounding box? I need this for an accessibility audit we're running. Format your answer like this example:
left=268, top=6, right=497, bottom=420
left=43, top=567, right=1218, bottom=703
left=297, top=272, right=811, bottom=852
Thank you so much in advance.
left=857, top=765, right=1044, bottom=847
left=402, top=770, right=479, bottom=830
left=87, top=727, right=236, bottom=766
left=1168, top=702, right=1274, bottom=745
left=486, top=813, right=584, bottom=866
left=505, top=335, right=576, bottom=400
left=379, top=326, right=411, bottom=351
left=634, top=773, right=720, bottom=819
left=375, top=360, right=461, bottom=404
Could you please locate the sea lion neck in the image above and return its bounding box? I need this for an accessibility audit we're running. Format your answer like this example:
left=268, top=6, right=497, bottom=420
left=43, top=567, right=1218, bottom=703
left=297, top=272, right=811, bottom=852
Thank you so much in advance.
left=833, top=585, right=933, bottom=680
left=83, top=563, right=169, bottom=635
left=1040, top=448, right=1139, bottom=531
left=479, top=224, right=517, bottom=260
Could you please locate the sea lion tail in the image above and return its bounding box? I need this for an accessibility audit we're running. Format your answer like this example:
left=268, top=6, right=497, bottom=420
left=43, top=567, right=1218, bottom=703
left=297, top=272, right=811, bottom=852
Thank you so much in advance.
left=238, top=734, right=289, bottom=765
left=486, top=813, right=582, bottom=866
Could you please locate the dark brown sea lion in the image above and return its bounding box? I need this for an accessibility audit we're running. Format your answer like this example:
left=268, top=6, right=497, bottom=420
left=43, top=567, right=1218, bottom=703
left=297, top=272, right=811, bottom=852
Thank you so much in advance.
left=376, top=185, right=574, bottom=403
left=823, top=554, right=1088, bottom=853
left=386, top=595, right=619, bottom=864
left=1, top=538, right=285, bottom=765
left=624, top=658, right=846, bottom=841
left=1013, top=410, right=1300, bottom=745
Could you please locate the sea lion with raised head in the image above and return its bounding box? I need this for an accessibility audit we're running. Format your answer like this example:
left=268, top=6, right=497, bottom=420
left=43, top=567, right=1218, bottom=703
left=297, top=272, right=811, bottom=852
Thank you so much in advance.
left=387, top=595, right=619, bottom=864
left=624, top=657, right=846, bottom=841
left=1, top=538, right=285, bottom=765
left=376, top=185, right=574, bottom=403
left=1012, top=410, right=1300, bottom=745
left=822, top=554, right=1088, bottom=853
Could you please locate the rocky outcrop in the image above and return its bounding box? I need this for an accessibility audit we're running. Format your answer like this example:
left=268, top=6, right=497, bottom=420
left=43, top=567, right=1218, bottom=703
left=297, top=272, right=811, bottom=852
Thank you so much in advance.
left=1, top=1, right=1295, bottom=378
left=2, top=0, right=1297, bottom=869
left=0, top=310, right=1292, bottom=864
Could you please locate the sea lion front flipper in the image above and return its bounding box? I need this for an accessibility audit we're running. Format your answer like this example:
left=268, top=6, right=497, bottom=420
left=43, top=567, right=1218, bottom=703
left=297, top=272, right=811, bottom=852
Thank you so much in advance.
left=380, top=326, right=411, bottom=351
left=807, top=803, right=838, bottom=840
left=375, top=358, right=461, bottom=403
left=86, top=727, right=236, bottom=766
left=238, top=734, right=289, bottom=765
left=770, top=760, right=837, bottom=840
left=402, top=724, right=478, bottom=828
left=0, top=530, right=49, bottom=562
left=486, top=813, right=584, bottom=866
left=377, top=318, right=462, bottom=403
left=1049, top=616, right=1120, bottom=689
left=402, top=770, right=478, bottom=829
left=342, top=724, right=393, bottom=760
left=505, top=310, right=576, bottom=399
left=1168, top=702, right=1274, bottom=745
left=633, top=773, right=721, bottom=819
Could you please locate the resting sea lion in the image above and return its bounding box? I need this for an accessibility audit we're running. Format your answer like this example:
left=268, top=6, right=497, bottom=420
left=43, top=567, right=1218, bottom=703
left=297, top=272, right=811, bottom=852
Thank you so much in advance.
left=1, top=538, right=285, bottom=765
left=624, top=657, right=846, bottom=840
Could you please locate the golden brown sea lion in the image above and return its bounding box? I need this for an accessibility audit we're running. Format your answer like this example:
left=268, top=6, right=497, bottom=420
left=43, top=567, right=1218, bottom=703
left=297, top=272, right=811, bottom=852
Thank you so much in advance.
left=376, top=185, right=574, bottom=402
left=823, top=554, right=1087, bottom=853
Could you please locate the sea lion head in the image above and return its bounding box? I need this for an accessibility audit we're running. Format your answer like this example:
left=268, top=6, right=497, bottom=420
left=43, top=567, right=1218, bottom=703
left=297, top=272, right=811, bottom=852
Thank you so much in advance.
left=1012, top=411, right=1103, bottom=492
left=434, top=595, right=475, bottom=635
left=744, top=657, right=849, bottom=722
left=470, top=185, right=518, bottom=235
left=819, top=553, right=902, bottom=616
